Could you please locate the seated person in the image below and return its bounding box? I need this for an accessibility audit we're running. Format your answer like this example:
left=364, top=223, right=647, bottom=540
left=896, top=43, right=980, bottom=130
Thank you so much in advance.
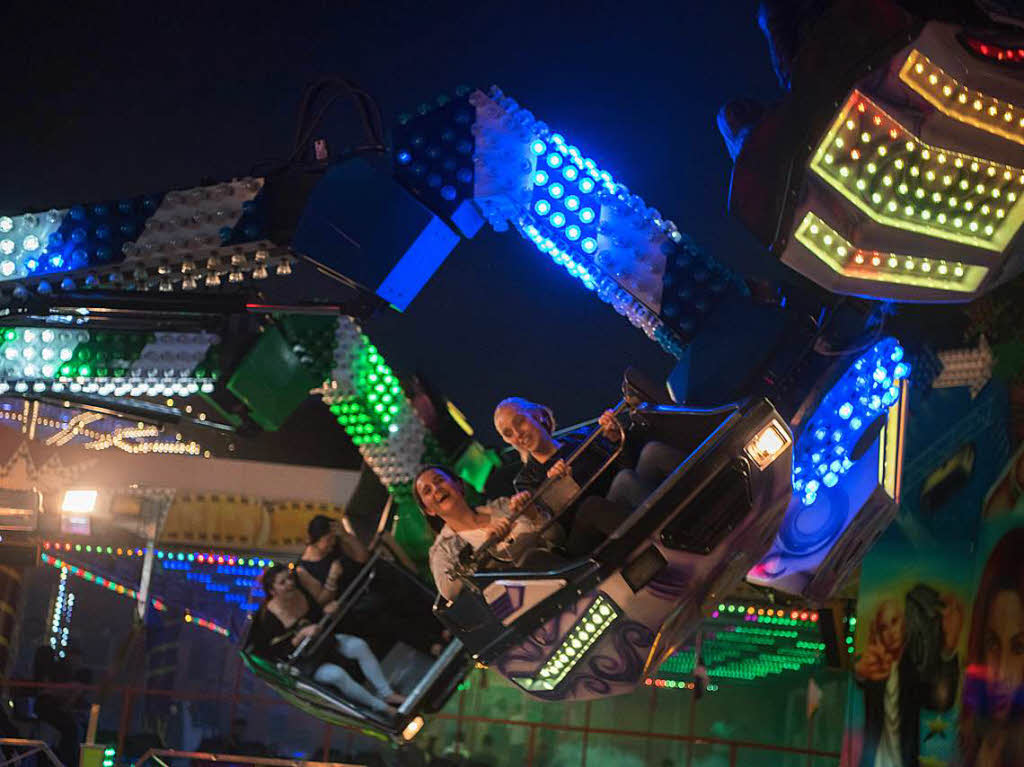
left=297, top=514, right=446, bottom=657
left=414, top=466, right=622, bottom=601
left=296, top=515, right=368, bottom=605
left=493, top=397, right=684, bottom=510
left=413, top=467, right=558, bottom=601
left=250, top=565, right=404, bottom=717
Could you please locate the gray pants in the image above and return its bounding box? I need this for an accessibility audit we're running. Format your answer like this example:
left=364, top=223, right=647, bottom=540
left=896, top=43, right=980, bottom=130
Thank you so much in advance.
left=312, top=634, right=394, bottom=714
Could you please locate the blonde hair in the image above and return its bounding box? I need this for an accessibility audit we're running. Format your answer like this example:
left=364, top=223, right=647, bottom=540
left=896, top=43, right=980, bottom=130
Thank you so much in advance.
left=493, top=397, right=556, bottom=463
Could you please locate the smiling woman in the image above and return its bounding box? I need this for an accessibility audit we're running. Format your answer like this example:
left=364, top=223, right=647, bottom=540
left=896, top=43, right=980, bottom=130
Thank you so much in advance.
left=412, top=466, right=555, bottom=601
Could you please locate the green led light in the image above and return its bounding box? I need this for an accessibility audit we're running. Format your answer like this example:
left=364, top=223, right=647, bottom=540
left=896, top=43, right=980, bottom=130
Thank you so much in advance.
left=514, top=595, right=620, bottom=692
left=795, top=211, right=986, bottom=293
left=810, top=91, right=1024, bottom=251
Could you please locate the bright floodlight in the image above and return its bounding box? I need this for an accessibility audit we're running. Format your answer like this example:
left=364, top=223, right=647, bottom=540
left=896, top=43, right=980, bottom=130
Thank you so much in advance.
left=61, top=489, right=98, bottom=514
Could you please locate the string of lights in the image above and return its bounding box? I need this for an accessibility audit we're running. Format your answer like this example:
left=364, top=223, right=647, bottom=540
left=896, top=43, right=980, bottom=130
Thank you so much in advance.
left=41, top=541, right=280, bottom=568
left=39, top=552, right=232, bottom=637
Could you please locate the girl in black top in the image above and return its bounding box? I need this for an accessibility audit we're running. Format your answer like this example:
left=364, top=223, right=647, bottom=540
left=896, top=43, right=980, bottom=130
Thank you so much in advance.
left=295, top=515, right=368, bottom=605
left=250, top=565, right=404, bottom=716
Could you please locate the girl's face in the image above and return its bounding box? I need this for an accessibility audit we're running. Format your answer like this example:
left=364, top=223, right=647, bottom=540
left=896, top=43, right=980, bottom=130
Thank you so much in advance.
left=984, top=589, right=1024, bottom=721
left=494, top=405, right=550, bottom=456
left=271, top=570, right=295, bottom=597
left=313, top=529, right=337, bottom=555
left=415, top=469, right=464, bottom=519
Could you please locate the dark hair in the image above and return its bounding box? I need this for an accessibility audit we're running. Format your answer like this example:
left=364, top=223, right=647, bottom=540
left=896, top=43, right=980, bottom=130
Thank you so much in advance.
left=260, top=564, right=287, bottom=599
left=307, top=515, right=335, bottom=544
left=411, top=465, right=461, bottom=511
left=959, top=528, right=1024, bottom=764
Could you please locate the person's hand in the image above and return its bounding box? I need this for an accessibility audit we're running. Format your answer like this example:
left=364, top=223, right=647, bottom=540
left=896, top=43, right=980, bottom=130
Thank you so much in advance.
left=485, top=517, right=513, bottom=542
left=323, top=599, right=341, bottom=615
left=325, top=559, right=344, bottom=591
left=599, top=410, right=622, bottom=442
left=546, top=459, right=570, bottom=479
left=855, top=642, right=893, bottom=681
left=940, top=594, right=964, bottom=654
left=292, top=624, right=318, bottom=645
left=509, top=491, right=533, bottom=514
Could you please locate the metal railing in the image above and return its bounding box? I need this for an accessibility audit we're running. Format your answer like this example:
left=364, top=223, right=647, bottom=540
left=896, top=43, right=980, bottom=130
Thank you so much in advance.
left=136, top=749, right=363, bottom=767
left=0, top=738, right=64, bottom=767
left=2, top=678, right=841, bottom=767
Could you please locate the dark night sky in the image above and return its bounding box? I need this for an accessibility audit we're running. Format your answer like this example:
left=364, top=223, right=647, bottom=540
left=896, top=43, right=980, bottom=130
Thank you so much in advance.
left=0, top=1, right=784, bottom=467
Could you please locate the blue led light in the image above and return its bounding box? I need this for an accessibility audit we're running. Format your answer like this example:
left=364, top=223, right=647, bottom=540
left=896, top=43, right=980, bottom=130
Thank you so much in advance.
left=397, top=150, right=412, bottom=165
left=549, top=183, right=564, bottom=199
left=579, top=178, right=595, bottom=194
left=550, top=212, right=566, bottom=227
left=565, top=196, right=580, bottom=211
left=535, top=200, right=552, bottom=216
left=534, top=170, right=549, bottom=186
left=566, top=225, right=581, bottom=240
left=440, top=185, right=457, bottom=201
left=579, top=208, right=596, bottom=223
left=531, top=141, right=547, bottom=155
left=563, top=166, right=579, bottom=181
left=581, top=238, right=597, bottom=253
left=546, top=153, right=563, bottom=168
left=790, top=338, right=909, bottom=506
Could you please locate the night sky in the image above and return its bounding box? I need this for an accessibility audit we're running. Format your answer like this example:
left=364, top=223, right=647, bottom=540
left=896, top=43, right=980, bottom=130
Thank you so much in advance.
left=1, top=1, right=784, bottom=468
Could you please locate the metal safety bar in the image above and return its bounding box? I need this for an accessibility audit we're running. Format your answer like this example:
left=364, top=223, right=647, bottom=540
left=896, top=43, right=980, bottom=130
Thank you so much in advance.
left=455, top=400, right=629, bottom=579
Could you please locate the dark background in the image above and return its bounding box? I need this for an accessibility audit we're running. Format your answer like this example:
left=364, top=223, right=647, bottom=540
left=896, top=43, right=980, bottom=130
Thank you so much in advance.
left=0, top=0, right=784, bottom=468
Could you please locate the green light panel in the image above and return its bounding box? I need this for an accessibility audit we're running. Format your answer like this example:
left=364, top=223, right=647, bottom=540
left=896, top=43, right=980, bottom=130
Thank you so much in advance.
left=328, top=334, right=406, bottom=446
left=900, top=50, right=1024, bottom=147
left=0, top=327, right=218, bottom=396
left=650, top=601, right=826, bottom=685
left=810, top=91, right=1024, bottom=252
left=794, top=211, right=987, bottom=293
left=513, top=594, right=619, bottom=692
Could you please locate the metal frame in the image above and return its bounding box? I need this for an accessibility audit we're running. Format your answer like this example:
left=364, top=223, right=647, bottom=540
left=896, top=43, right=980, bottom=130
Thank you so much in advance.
left=0, top=739, right=64, bottom=767
left=136, top=750, right=364, bottom=767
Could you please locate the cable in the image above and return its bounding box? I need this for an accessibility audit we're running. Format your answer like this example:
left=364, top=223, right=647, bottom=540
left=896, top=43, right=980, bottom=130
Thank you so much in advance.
left=249, top=76, right=388, bottom=177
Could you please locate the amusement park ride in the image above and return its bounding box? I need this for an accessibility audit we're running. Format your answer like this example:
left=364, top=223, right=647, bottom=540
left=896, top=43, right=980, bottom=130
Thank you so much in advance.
left=3, top=0, right=1024, bottom=744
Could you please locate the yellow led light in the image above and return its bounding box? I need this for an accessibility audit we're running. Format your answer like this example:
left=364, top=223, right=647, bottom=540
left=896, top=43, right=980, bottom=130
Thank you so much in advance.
left=794, top=211, right=987, bottom=294
left=810, top=90, right=1024, bottom=252
left=901, top=49, right=1024, bottom=147
left=744, top=419, right=791, bottom=470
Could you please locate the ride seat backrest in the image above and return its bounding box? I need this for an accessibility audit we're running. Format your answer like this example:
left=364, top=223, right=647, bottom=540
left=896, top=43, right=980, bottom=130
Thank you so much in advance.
left=633, top=405, right=739, bottom=462
left=623, top=366, right=674, bottom=406
left=380, top=641, right=434, bottom=695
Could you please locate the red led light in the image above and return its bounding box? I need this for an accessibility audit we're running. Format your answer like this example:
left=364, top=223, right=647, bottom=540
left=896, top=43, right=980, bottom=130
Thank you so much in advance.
left=811, top=613, right=819, bottom=622
left=965, top=36, right=1024, bottom=66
